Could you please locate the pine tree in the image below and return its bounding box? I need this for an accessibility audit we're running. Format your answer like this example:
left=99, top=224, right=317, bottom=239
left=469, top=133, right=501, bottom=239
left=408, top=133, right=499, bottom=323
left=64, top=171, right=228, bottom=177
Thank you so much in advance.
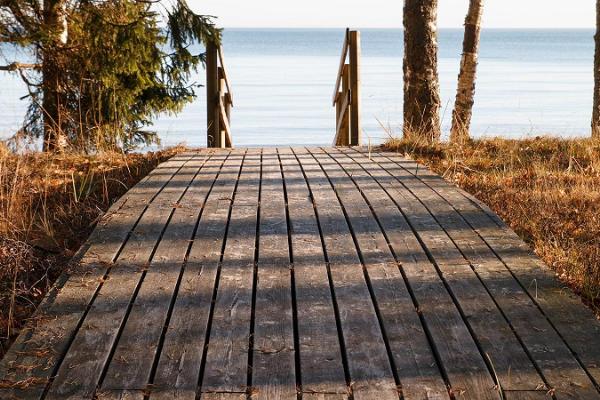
left=0, top=0, right=220, bottom=151
left=403, top=0, right=441, bottom=142
left=593, top=0, right=600, bottom=139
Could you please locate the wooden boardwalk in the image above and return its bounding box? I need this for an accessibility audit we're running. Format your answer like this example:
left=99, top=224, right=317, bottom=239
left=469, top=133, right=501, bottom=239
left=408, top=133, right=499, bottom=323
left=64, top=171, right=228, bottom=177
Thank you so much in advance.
left=1, top=147, right=600, bottom=400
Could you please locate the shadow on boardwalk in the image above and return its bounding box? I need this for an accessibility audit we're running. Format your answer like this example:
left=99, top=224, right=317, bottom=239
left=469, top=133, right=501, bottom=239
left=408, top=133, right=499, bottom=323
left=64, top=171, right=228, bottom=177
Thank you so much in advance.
left=1, top=147, right=599, bottom=400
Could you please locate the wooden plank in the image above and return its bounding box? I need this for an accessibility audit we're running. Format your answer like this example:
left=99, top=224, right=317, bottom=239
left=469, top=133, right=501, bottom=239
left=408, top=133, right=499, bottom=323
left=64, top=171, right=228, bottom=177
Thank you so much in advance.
left=44, top=154, right=209, bottom=400
left=278, top=148, right=347, bottom=396
left=361, top=149, right=600, bottom=399
left=97, top=151, right=230, bottom=398
left=308, top=148, right=449, bottom=400
left=340, top=149, right=553, bottom=392
left=201, top=394, right=246, bottom=400
left=303, top=394, right=350, bottom=400
left=503, top=392, right=552, bottom=400
left=0, top=154, right=195, bottom=400
left=251, top=148, right=296, bottom=400
left=149, top=150, right=246, bottom=400
left=95, top=389, right=144, bottom=400
left=201, top=149, right=262, bottom=394
left=292, top=148, right=398, bottom=400
left=391, top=154, right=600, bottom=389
left=322, top=148, right=506, bottom=399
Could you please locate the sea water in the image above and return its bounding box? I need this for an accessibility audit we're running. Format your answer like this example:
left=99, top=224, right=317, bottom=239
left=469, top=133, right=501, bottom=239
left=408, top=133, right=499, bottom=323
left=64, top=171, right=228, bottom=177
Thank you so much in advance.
left=0, top=29, right=594, bottom=148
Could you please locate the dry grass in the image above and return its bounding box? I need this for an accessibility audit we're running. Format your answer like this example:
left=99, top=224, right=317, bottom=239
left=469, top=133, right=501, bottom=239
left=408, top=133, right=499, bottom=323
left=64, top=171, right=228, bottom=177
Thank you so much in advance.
left=0, top=145, right=183, bottom=358
left=384, top=136, right=600, bottom=313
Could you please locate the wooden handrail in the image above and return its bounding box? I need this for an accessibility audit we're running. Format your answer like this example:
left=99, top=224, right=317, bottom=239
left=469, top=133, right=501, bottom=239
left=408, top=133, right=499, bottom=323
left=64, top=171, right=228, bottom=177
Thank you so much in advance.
left=333, top=29, right=361, bottom=147
left=217, top=45, right=234, bottom=106
left=332, top=28, right=350, bottom=105
left=207, top=41, right=234, bottom=148
left=219, top=96, right=233, bottom=147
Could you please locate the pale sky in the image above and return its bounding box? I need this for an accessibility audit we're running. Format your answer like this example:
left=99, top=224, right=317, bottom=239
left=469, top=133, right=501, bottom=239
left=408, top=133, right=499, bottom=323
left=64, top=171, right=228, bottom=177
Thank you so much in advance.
left=189, top=0, right=595, bottom=29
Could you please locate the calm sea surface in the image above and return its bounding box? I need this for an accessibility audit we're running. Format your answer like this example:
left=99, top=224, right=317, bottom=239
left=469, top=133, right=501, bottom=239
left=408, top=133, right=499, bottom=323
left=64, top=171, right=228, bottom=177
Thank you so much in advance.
left=0, top=29, right=595, bottom=148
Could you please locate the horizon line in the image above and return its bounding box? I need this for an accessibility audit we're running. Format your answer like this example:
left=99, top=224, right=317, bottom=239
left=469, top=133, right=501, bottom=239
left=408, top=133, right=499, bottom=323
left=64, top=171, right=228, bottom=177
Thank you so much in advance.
left=219, top=26, right=596, bottom=30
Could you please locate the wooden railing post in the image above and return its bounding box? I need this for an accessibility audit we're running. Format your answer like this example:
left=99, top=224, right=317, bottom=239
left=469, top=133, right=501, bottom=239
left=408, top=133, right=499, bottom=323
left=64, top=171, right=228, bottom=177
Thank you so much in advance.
left=206, top=42, right=233, bottom=148
left=333, top=29, right=361, bottom=147
left=206, top=41, right=220, bottom=148
left=349, top=30, right=361, bottom=146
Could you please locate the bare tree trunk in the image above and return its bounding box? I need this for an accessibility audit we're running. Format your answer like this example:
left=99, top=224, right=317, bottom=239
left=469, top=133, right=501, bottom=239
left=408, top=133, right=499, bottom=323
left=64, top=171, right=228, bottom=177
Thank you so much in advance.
left=42, top=0, right=68, bottom=152
left=450, top=0, right=484, bottom=143
left=403, top=0, right=441, bottom=142
left=593, top=0, right=600, bottom=139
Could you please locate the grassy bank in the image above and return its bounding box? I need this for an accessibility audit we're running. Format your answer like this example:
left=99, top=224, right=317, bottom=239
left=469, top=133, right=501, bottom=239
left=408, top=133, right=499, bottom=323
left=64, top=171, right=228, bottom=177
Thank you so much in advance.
left=383, top=136, right=600, bottom=313
left=0, top=146, right=182, bottom=358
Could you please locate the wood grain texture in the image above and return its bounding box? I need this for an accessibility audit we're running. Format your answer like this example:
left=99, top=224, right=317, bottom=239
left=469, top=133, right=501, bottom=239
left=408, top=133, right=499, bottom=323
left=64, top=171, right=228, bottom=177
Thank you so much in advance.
left=0, top=154, right=195, bottom=400
left=362, top=149, right=600, bottom=399
left=293, top=147, right=398, bottom=400
left=251, top=148, right=296, bottom=400
left=149, top=150, right=245, bottom=400
left=310, top=148, right=448, bottom=400
left=99, top=152, right=229, bottom=397
left=279, top=148, right=348, bottom=396
left=2, top=148, right=600, bottom=400
left=396, top=157, right=600, bottom=389
left=46, top=154, right=208, bottom=400
left=331, top=148, right=501, bottom=399
left=201, top=149, right=261, bottom=394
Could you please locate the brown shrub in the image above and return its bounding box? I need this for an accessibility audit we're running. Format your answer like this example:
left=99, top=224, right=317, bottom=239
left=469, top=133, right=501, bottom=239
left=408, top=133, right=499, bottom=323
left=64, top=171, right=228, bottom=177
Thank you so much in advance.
left=0, top=147, right=183, bottom=357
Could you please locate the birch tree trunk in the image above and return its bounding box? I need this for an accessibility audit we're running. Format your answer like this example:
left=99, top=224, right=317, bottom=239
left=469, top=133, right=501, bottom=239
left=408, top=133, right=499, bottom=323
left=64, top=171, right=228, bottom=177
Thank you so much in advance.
left=403, top=0, right=441, bottom=142
left=593, top=0, right=600, bottom=139
left=42, top=0, right=68, bottom=152
left=450, top=0, right=484, bottom=143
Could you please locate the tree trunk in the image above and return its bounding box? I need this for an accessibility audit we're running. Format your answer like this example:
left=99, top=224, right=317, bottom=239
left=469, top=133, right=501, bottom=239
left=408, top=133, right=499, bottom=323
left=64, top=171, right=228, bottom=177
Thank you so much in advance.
left=403, top=0, right=441, bottom=142
left=593, top=0, right=600, bottom=139
left=450, top=0, right=484, bottom=143
left=42, top=0, right=68, bottom=152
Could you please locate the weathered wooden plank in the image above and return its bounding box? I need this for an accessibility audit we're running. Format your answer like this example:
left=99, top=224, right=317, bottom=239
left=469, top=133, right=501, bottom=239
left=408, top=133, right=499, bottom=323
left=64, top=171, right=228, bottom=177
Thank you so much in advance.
left=98, top=151, right=230, bottom=398
left=278, top=148, right=348, bottom=396
left=503, top=391, right=552, bottom=400
left=293, top=148, right=398, bottom=400
left=95, top=389, right=144, bottom=400
left=362, top=149, right=600, bottom=399
left=309, top=148, right=449, bottom=400
left=201, top=149, right=262, bottom=394
left=251, top=148, right=296, bottom=400
left=323, top=148, right=503, bottom=399
left=391, top=153, right=600, bottom=389
left=353, top=149, right=590, bottom=396
left=149, top=150, right=246, bottom=400
left=0, top=154, right=195, bottom=400
left=302, top=394, right=350, bottom=400
left=44, top=154, right=209, bottom=400
left=201, top=393, right=246, bottom=400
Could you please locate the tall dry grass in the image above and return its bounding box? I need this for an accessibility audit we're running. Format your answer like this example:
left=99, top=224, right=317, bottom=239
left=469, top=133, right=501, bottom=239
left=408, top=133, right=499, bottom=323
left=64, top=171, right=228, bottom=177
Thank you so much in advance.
left=384, top=136, right=600, bottom=313
left=0, top=145, right=182, bottom=357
